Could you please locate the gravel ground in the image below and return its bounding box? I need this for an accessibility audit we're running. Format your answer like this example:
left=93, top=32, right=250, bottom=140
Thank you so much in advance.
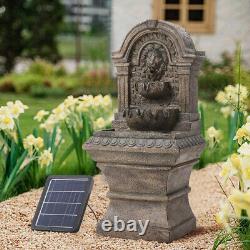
left=0, top=165, right=223, bottom=250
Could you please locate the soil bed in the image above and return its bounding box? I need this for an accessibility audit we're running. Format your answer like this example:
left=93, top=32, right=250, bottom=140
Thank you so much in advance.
left=0, top=165, right=223, bottom=249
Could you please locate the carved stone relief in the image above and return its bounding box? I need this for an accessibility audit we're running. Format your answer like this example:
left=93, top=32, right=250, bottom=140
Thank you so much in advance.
left=122, top=32, right=181, bottom=131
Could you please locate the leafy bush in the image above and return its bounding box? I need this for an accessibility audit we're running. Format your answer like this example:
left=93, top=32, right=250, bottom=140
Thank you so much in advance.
left=46, top=87, right=67, bottom=97
left=0, top=79, right=16, bottom=92
left=0, top=73, right=44, bottom=93
left=30, top=85, right=48, bottom=98
left=199, top=72, right=233, bottom=100
left=23, top=0, right=64, bottom=63
left=54, top=64, right=67, bottom=77
left=0, top=1, right=25, bottom=73
left=27, top=59, right=54, bottom=76
left=0, top=1, right=64, bottom=73
left=26, top=59, right=67, bottom=78
left=202, top=52, right=233, bottom=75
left=199, top=48, right=250, bottom=104
left=14, top=74, right=44, bottom=92
left=0, top=60, right=116, bottom=96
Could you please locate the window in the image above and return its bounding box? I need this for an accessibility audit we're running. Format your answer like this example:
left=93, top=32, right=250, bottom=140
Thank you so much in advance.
left=153, top=0, right=215, bottom=33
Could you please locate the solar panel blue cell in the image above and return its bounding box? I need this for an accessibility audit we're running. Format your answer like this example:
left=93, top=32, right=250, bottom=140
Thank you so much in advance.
left=49, top=178, right=89, bottom=192
left=60, top=216, right=76, bottom=228
left=35, top=214, right=52, bottom=227
left=32, top=175, right=93, bottom=232
left=41, top=203, right=80, bottom=215
left=44, top=191, right=85, bottom=203
left=37, top=214, right=76, bottom=227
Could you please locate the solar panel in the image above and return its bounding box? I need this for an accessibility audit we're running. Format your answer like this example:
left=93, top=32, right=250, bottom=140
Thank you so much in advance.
left=31, top=175, right=93, bottom=232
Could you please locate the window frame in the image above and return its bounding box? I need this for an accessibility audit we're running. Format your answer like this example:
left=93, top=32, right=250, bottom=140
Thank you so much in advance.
left=152, top=0, right=215, bottom=33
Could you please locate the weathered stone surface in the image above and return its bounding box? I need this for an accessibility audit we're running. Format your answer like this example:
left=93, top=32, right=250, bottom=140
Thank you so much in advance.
left=84, top=20, right=205, bottom=242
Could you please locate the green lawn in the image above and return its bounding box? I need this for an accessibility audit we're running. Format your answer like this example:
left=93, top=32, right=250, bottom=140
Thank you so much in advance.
left=57, top=34, right=109, bottom=61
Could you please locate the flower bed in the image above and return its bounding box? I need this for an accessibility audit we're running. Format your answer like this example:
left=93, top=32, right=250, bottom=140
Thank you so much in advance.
left=0, top=94, right=114, bottom=201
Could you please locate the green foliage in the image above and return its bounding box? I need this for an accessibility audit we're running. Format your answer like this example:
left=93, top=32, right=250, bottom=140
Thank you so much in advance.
left=198, top=52, right=234, bottom=100
left=0, top=0, right=64, bottom=73
left=63, top=114, right=96, bottom=175
left=0, top=73, right=43, bottom=93
left=198, top=72, right=233, bottom=100
left=199, top=103, right=205, bottom=137
left=0, top=93, right=114, bottom=200
left=228, top=110, right=245, bottom=154
left=212, top=230, right=234, bottom=250
left=212, top=46, right=250, bottom=249
left=23, top=0, right=65, bottom=62
left=90, top=19, right=107, bottom=35
left=198, top=47, right=249, bottom=169
left=212, top=222, right=250, bottom=250
left=233, top=47, right=250, bottom=86
left=238, top=219, right=250, bottom=250
left=195, top=101, right=229, bottom=169
left=14, top=74, right=44, bottom=93
left=54, top=65, right=67, bottom=77
left=0, top=60, right=115, bottom=96
left=237, top=69, right=250, bottom=93
left=27, top=59, right=54, bottom=76
left=0, top=1, right=26, bottom=73
left=199, top=48, right=250, bottom=105
left=30, top=85, right=48, bottom=98
left=233, top=46, right=250, bottom=110
left=228, top=46, right=246, bottom=154
left=30, top=85, right=66, bottom=98
left=202, top=52, right=233, bottom=73
left=0, top=95, right=67, bottom=199
left=0, top=118, right=62, bottom=200
left=42, top=95, right=114, bottom=175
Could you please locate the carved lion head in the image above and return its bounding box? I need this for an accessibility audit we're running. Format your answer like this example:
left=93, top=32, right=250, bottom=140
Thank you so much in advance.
left=141, top=43, right=168, bottom=81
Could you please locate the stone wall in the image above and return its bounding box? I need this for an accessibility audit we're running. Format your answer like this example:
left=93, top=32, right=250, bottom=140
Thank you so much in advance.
left=111, top=0, right=250, bottom=69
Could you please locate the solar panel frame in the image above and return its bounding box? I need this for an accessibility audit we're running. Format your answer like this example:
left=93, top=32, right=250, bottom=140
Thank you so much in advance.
left=31, top=175, right=93, bottom=233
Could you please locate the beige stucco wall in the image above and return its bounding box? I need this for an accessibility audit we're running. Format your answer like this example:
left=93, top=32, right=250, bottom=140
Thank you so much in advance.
left=111, top=0, right=250, bottom=68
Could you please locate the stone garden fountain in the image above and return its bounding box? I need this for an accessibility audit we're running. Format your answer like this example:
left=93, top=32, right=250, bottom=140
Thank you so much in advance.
left=84, top=20, right=205, bottom=242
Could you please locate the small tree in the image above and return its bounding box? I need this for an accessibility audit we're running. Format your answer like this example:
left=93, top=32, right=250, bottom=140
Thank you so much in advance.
left=0, top=1, right=26, bottom=73
left=24, top=0, right=65, bottom=62
left=0, top=0, right=64, bottom=73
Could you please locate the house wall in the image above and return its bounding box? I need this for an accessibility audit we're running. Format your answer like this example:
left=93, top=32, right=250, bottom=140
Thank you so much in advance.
left=111, top=0, right=250, bottom=68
